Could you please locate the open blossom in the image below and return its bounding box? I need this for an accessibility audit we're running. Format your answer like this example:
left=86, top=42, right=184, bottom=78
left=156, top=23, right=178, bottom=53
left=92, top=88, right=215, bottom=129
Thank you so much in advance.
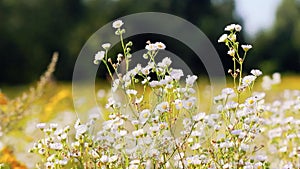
left=100, top=155, right=109, bottom=163
left=235, top=24, right=242, bottom=31
left=174, top=99, right=183, bottom=110
left=94, top=51, right=105, bottom=61
left=145, top=43, right=157, bottom=51
left=183, top=97, right=196, bottom=109
left=224, top=23, right=241, bottom=31
left=191, top=143, right=201, bottom=150
left=109, top=155, right=118, bottom=162
left=139, top=109, right=150, bottom=124
left=170, top=69, right=184, bottom=80
left=156, top=101, right=169, bottom=112
left=231, top=129, right=242, bottom=135
left=241, top=44, right=252, bottom=52
left=102, top=43, right=111, bottom=50
left=192, top=112, right=206, bottom=122
left=132, top=129, right=144, bottom=137
left=256, top=155, right=267, bottom=162
left=155, top=42, right=166, bottom=50
left=186, top=75, right=198, bottom=86
left=112, top=20, right=124, bottom=29
left=49, top=123, right=58, bottom=130
left=218, top=34, right=228, bottom=43
left=36, top=123, right=46, bottom=129
left=224, top=24, right=236, bottom=31
left=149, top=80, right=160, bottom=87
left=242, top=75, right=256, bottom=86
left=126, top=89, right=137, bottom=95
left=251, top=69, right=262, bottom=76
left=160, top=57, right=172, bottom=67
left=49, top=143, right=63, bottom=150
left=283, top=163, right=294, bottom=169
left=222, top=88, right=234, bottom=95
left=75, top=124, right=87, bottom=136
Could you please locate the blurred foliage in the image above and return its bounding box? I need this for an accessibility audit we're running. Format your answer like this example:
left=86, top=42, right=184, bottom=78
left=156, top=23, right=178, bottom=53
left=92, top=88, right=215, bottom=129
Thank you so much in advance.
left=4, top=0, right=299, bottom=83
left=0, top=0, right=242, bottom=84
left=247, top=0, right=300, bottom=74
left=0, top=146, right=27, bottom=169
left=0, top=53, right=58, bottom=136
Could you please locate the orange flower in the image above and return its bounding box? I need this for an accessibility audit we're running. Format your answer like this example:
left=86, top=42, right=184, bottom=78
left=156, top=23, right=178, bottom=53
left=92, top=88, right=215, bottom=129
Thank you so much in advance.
left=0, top=93, right=8, bottom=105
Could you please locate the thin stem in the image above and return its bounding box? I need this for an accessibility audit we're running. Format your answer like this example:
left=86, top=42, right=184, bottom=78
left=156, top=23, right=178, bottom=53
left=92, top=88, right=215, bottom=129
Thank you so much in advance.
left=233, top=57, right=236, bottom=89
left=103, top=60, right=114, bottom=81
left=119, top=31, right=128, bottom=72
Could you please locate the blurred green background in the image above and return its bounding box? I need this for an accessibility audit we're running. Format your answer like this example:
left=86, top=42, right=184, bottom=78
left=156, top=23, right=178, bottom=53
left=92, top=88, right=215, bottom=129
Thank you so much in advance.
left=0, top=0, right=299, bottom=84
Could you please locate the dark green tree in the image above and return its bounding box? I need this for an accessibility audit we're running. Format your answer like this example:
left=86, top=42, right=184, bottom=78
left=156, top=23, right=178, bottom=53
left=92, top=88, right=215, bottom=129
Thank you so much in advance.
left=0, top=0, right=242, bottom=84
left=248, top=0, right=300, bottom=74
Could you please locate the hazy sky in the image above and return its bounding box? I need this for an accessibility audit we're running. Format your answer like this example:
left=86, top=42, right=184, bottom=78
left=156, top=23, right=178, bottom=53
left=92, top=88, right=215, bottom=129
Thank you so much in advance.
left=235, top=0, right=282, bottom=36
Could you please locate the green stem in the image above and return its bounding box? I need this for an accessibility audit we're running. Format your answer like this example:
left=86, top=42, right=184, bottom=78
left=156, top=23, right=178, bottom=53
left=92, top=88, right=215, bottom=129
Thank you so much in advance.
left=103, top=60, right=114, bottom=81
left=239, top=62, right=243, bottom=87
left=233, top=57, right=236, bottom=89
left=119, top=31, right=128, bottom=72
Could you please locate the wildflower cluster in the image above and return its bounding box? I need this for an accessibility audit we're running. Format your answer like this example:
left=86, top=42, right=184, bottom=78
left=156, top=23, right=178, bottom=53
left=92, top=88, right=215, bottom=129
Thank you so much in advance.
left=29, top=21, right=300, bottom=169
left=262, top=90, right=300, bottom=168
left=218, top=24, right=255, bottom=95
left=29, top=117, right=101, bottom=168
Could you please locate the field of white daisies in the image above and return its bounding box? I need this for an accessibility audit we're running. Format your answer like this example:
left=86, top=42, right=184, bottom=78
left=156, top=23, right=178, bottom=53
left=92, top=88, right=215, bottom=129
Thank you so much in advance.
left=1, top=20, right=300, bottom=169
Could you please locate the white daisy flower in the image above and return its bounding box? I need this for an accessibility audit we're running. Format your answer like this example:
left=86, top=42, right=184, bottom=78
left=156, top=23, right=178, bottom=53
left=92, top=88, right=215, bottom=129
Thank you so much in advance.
left=100, top=155, right=109, bottom=163
left=218, top=34, right=228, bottom=43
left=224, top=24, right=236, bottom=31
left=186, top=75, right=198, bottom=86
left=192, top=112, right=206, bottom=122
left=112, top=20, right=124, bottom=29
left=102, top=43, right=111, bottom=50
left=240, top=143, right=249, bottom=151
left=242, top=75, right=256, bottom=86
left=222, top=88, right=234, bottom=95
left=156, top=101, right=169, bottom=112
left=126, top=89, right=137, bottom=95
left=183, top=97, right=196, bottom=109
left=145, top=43, right=157, bottom=51
left=132, top=129, right=144, bottom=137
left=36, top=123, right=46, bottom=129
left=256, top=155, right=267, bottom=162
left=241, top=44, right=252, bottom=52
left=160, top=57, right=172, bottom=67
left=235, top=24, right=242, bottom=31
left=49, top=143, right=63, bottom=150
left=139, top=109, right=150, bottom=124
left=94, top=51, right=105, bottom=61
left=250, top=69, right=262, bottom=76
left=170, top=69, right=184, bottom=80
left=76, top=124, right=87, bottom=136
left=155, top=42, right=166, bottom=50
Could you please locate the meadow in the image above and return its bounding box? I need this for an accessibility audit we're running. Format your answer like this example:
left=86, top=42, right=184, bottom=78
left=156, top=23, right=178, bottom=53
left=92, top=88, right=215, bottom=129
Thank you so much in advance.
left=1, top=22, right=300, bottom=169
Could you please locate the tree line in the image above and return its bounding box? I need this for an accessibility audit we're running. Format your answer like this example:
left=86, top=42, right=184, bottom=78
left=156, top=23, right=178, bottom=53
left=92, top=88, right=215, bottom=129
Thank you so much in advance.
left=0, top=0, right=298, bottom=84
